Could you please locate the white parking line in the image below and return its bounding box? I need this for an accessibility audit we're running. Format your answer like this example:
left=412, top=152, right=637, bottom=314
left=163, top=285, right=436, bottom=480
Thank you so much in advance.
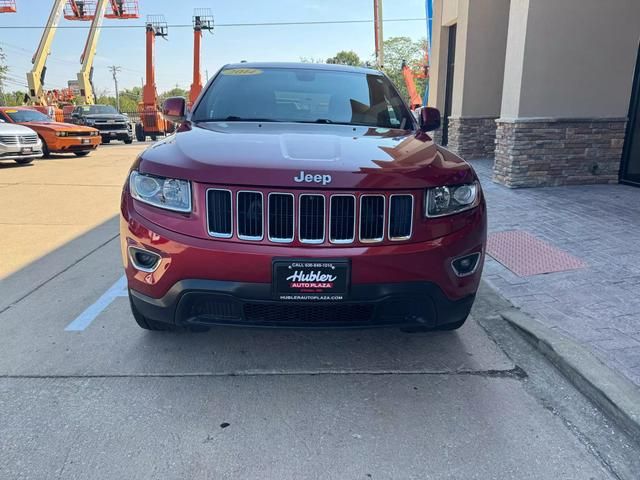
left=65, top=275, right=128, bottom=332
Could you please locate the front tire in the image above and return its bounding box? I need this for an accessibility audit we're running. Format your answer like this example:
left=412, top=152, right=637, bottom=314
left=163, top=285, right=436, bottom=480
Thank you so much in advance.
left=437, top=316, right=468, bottom=331
left=124, top=137, right=133, bottom=144
left=135, top=123, right=145, bottom=142
left=40, top=137, right=51, bottom=158
left=401, top=316, right=469, bottom=333
left=14, top=158, right=34, bottom=165
left=74, top=151, right=90, bottom=157
left=128, top=292, right=177, bottom=331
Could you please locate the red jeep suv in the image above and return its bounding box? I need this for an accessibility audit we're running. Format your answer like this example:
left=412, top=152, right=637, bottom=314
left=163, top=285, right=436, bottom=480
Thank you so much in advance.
left=120, top=63, right=486, bottom=331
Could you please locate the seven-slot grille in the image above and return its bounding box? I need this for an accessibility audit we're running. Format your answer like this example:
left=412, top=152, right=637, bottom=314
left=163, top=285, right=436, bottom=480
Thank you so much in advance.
left=207, top=189, right=414, bottom=244
left=0, top=134, right=38, bottom=145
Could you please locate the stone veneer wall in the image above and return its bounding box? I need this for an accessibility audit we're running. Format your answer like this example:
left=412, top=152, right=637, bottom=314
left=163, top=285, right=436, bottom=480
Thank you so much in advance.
left=446, top=117, right=498, bottom=159
left=430, top=128, right=443, bottom=145
left=493, top=118, right=627, bottom=187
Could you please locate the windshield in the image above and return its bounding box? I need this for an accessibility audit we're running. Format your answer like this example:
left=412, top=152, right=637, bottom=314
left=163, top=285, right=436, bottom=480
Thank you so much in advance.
left=192, top=67, right=415, bottom=130
left=4, top=109, right=52, bottom=123
left=81, top=105, right=119, bottom=115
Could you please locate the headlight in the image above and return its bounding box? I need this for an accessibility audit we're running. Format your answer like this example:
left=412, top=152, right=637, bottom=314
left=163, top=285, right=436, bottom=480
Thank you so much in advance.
left=129, top=171, right=192, bottom=212
left=425, top=182, right=480, bottom=218
left=55, top=131, right=69, bottom=137
left=90, top=131, right=99, bottom=136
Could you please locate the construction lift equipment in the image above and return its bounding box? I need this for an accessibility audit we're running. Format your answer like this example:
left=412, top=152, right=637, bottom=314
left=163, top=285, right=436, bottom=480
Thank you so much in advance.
left=402, top=52, right=429, bottom=110
left=0, top=0, right=17, bottom=13
left=136, top=15, right=169, bottom=142
left=402, top=60, right=423, bottom=110
left=104, top=0, right=139, bottom=19
left=76, top=0, right=109, bottom=104
left=26, top=0, right=67, bottom=108
left=64, top=0, right=98, bottom=20
left=74, top=0, right=139, bottom=105
left=190, top=8, right=214, bottom=105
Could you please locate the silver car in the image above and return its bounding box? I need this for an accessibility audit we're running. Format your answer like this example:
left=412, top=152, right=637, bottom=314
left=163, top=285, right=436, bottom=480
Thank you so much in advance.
left=0, top=121, right=43, bottom=165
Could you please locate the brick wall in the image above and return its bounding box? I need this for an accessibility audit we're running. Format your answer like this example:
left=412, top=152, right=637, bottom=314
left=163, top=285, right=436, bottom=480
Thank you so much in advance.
left=446, top=117, right=498, bottom=159
left=493, top=118, right=627, bottom=187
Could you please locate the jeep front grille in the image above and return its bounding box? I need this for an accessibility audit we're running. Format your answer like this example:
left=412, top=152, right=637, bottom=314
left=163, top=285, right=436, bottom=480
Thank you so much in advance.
left=268, top=193, right=294, bottom=242
left=329, top=195, right=356, bottom=243
left=388, top=195, right=414, bottom=240
left=299, top=194, right=325, bottom=243
left=359, top=195, right=385, bottom=242
left=207, top=189, right=232, bottom=238
left=237, top=191, right=263, bottom=240
left=206, top=189, right=414, bottom=245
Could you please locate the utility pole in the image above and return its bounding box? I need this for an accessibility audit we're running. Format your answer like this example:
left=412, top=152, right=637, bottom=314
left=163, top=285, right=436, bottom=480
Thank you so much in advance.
left=109, top=65, right=122, bottom=111
left=373, top=0, right=384, bottom=69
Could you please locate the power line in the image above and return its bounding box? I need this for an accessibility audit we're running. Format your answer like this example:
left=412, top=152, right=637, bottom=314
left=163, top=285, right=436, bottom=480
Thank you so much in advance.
left=0, top=17, right=427, bottom=30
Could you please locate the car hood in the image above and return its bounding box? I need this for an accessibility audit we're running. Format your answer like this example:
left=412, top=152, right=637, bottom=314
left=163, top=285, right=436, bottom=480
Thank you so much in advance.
left=0, top=122, right=38, bottom=135
left=137, top=122, right=476, bottom=189
left=84, top=114, right=127, bottom=121
left=21, top=121, right=96, bottom=132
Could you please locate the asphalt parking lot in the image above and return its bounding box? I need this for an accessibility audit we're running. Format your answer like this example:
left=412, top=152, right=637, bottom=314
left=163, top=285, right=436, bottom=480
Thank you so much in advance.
left=1, top=145, right=639, bottom=479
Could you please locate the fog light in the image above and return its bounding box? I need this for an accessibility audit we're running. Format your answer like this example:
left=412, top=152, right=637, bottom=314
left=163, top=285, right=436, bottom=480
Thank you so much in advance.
left=128, top=247, right=161, bottom=272
left=451, top=253, right=481, bottom=277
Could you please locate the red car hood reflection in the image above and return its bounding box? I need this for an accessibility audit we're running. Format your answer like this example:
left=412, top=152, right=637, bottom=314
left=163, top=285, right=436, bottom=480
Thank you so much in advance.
left=137, top=122, right=476, bottom=189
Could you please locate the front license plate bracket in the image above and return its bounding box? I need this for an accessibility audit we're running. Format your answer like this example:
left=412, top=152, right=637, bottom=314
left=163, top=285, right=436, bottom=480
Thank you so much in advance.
left=272, top=259, right=350, bottom=301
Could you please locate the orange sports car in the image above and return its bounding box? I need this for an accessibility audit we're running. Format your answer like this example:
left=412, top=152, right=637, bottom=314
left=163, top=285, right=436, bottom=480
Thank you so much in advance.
left=0, top=107, right=100, bottom=157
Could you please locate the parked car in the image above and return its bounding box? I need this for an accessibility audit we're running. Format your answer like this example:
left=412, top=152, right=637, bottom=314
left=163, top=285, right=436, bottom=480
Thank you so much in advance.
left=121, top=62, right=486, bottom=332
left=70, top=104, right=133, bottom=144
left=0, top=107, right=100, bottom=157
left=0, top=120, right=43, bottom=165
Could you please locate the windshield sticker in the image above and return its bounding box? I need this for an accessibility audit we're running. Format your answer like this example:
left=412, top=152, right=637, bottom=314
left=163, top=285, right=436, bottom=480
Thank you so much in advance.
left=5, top=109, right=18, bottom=113
left=222, top=68, right=263, bottom=76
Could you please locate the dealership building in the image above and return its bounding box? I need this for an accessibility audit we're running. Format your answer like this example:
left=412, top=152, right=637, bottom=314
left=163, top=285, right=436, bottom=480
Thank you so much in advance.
left=428, top=0, right=640, bottom=187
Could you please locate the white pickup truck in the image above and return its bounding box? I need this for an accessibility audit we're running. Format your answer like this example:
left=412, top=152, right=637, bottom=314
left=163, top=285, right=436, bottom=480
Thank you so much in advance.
left=0, top=120, right=44, bottom=165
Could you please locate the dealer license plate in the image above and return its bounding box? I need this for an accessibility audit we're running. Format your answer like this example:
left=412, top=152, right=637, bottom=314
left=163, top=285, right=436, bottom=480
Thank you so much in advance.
left=273, top=259, right=350, bottom=301
left=81, top=138, right=90, bottom=144
left=21, top=147, right=32, bottom=154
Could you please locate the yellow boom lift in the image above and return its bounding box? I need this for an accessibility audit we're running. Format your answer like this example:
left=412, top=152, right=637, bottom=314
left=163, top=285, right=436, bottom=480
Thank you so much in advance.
left=68, top=0, right=139, bottom=105
left=75, top=0, right=109, bottom=104
left=26, top=0, right=67, bottom=106
left=71, top=0, right=140, bottom=105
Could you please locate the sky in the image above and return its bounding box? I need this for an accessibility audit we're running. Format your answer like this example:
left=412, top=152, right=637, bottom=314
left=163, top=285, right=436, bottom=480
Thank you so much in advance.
left=0, top=0, right=427, bottom=96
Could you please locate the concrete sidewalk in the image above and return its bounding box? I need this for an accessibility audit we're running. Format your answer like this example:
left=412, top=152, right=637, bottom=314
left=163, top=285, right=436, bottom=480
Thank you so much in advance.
left=472, top=159, right=640, bottom=386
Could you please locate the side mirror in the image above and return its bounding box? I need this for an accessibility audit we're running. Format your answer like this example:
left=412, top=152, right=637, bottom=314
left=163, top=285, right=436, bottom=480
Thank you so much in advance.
left=419, top=107, right=441, bottom=132
left=162, top=97, right=187, bottom=123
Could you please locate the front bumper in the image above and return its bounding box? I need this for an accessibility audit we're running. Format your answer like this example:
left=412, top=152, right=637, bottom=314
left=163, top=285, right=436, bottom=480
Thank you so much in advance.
left=130, top=279, right=476, bottom=329
left=50, top=136, right=100, bottom=152
left=99, top=129, right=132, bottom=140
left=121, top=194, right=485, bottom=329
left=0, top=143, right=43, bottom=160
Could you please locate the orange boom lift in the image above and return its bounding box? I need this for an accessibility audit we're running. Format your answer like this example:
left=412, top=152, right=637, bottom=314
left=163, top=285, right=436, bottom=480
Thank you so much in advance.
left=136, top=15, right=169, bottom=142
left=189, top=8, right=214, bottom=105
left=401, top=53, right=429, bottom=110
left=0, top=0, right=16, bottom=13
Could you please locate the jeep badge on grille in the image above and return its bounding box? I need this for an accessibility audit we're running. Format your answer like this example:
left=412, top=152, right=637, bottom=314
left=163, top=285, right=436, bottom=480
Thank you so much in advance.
left=294, top=171, right=332, bottom=186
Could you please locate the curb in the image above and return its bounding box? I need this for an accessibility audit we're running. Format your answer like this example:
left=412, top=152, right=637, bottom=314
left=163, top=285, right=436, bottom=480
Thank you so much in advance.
left=501, top=308, right=640, bottom=443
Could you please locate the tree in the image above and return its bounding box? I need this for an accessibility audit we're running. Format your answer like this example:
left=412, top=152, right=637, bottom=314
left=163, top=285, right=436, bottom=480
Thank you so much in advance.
left=159, top=87, right=189, bottom=103
left=377, top=37, right=428, bottom=105
left=326, top=50, right=362, bottom=67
